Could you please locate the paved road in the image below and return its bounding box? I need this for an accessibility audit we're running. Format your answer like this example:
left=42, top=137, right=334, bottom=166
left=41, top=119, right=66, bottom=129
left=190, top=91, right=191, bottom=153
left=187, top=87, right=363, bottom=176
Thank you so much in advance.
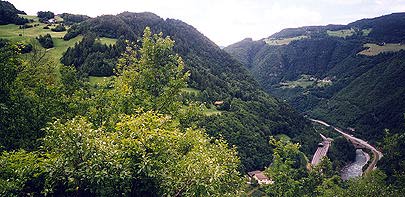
left=309, top=118, right=383, bottom=175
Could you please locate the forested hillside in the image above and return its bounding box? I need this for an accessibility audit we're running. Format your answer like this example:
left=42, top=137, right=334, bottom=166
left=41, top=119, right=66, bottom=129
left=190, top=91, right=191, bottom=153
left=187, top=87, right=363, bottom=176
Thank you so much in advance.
left=59, top=12, right=319, bottom=171
left=225, top=12, right=405, bottom=142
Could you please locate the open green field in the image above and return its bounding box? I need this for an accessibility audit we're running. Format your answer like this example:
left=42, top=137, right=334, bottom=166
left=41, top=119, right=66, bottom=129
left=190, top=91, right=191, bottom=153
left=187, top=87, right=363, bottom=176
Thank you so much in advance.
left=358, top=43, right=405, bottom=56
left=0, top=23, right=66, bottom=41
left=279, top=75, right=316, bottom=89
left=0, top=15, right=80, bottom=64
left=180, top=87, right=200, bottom=94
left=46, top=36, right=83, bottom=63
left=18, top=14, right=37, bottom=20
left=89, top=76, right=114, bottom=87
left=0, top=15, right=117, bottom=64
left=327, top=28, right=355, bottom=38
left=203, top=106, right=222, bottom=116
left=0, top=15, right=68, bottom=40
left=180, top=87, right=222, bottom=116
left=264, top=35, right=308, bottom=46
left=361, top=28, right=372, bottom=36
left=279, top=74, right=332, bottom=89
left=96, top=37, right=117, bottom=45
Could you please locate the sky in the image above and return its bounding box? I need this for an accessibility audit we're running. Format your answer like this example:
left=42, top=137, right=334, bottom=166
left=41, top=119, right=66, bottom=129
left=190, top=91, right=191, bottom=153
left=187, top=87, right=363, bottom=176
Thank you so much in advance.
left=8, top=0, right=405, bottom=46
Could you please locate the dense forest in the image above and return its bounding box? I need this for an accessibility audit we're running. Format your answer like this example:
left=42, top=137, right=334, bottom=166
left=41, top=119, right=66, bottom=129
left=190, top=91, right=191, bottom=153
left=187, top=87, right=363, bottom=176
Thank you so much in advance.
left=61, top=33, right=125, bottom=76
left=1, top=1, right=405, bottom=196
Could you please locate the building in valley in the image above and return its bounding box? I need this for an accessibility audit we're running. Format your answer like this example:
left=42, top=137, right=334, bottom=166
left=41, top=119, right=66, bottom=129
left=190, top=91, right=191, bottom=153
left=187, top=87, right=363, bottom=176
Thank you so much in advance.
left=247, top=170, right=273, bottom=185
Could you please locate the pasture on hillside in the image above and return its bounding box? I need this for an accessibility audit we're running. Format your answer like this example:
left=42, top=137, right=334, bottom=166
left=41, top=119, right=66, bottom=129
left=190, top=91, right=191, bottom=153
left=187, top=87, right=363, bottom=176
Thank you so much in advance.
left=358, top=43, right=405, bottom=56
left=264, top=35, right=308, bottom=46
left=0, top=15, right=117, bottom=64
left=326, top=28, right=355, bottom=38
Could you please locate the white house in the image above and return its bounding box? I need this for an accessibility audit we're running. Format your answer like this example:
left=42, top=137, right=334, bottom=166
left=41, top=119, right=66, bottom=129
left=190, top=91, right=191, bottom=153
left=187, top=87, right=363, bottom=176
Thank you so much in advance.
left=48, top=18, right=56, bottom=24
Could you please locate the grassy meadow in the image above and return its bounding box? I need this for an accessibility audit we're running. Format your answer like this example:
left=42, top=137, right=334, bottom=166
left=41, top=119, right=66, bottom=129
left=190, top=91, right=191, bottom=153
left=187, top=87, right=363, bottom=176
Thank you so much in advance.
left=0, top=15, right=117, bottom=64
left=326, top=28, right=355, bottom=38
left=264, top=35, right=308, bottom=46
left=358, top=43, right=405, bottom=56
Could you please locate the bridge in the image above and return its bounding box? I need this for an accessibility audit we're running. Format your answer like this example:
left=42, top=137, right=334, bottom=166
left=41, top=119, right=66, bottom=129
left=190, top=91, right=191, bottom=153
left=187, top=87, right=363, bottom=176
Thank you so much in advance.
left=311, top=134, right=333, bottom=166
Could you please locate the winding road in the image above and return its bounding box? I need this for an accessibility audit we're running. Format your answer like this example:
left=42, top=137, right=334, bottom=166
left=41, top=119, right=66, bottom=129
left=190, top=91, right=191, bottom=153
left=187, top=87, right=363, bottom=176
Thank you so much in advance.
left=309, top=118, right=383, bottom=176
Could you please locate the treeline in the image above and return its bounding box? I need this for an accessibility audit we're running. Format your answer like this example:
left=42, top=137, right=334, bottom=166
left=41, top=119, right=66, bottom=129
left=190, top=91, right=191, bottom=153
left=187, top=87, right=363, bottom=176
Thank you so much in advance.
left=0, top=0, right=29, bottom=25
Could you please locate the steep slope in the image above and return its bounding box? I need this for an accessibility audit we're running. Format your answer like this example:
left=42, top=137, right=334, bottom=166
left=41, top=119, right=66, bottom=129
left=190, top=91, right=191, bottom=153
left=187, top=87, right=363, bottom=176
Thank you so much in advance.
left=0, top=0, right=28, bottom=25
left=225, top=13, right=405, bottom=142
left=60, top=12, right=318, bottom=171
left=313, top=51, right=405, bottom=140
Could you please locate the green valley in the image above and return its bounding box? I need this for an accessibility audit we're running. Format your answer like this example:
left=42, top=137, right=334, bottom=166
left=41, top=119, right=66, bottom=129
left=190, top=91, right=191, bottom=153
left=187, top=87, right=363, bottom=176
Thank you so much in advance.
left=1, top=0, right=405, bottom=196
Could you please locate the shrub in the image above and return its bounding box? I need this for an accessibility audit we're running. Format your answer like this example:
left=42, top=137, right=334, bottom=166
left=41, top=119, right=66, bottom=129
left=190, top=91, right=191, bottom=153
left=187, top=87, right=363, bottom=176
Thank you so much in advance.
left=51, top=24, right=66, bottom=32
left=37, top=34, right=54, bottom=49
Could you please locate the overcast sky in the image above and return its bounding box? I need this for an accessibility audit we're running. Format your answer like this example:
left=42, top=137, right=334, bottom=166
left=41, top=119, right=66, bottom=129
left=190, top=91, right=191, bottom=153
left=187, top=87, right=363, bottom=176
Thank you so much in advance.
left=8, top=0, right=405, bottom=46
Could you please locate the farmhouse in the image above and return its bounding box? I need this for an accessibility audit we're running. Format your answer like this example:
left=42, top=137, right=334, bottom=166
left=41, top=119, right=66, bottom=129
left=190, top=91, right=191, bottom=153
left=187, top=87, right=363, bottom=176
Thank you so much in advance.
left=47, top=18, right=56, bottom=24
left=247, top=170, right=273, bottom=185
left=213, top=100, right=224, bottom=105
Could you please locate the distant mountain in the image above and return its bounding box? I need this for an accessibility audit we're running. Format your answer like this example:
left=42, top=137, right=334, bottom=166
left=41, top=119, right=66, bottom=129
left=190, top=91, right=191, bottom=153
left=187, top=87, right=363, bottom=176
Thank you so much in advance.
left=61, top=12, right=318, bottom=171
left=0, top=0, right=28, bottom=25
left=225, top=13, right=405, bottom=142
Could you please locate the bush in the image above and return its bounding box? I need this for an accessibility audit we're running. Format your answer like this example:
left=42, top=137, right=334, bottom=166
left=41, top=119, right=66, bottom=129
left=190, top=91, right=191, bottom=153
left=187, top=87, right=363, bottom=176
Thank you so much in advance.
left=0, top=150, right=45, bottom=196
left=51, top=24, right=66, bottom=32
left=37, top=34, right=54, bottom=49
left=18, top=43, right=33, bottom=54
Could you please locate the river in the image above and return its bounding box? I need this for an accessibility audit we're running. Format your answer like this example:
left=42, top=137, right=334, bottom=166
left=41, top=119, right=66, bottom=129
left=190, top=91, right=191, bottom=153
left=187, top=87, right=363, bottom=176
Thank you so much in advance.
left=341, top=149, right=370, bottom=180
